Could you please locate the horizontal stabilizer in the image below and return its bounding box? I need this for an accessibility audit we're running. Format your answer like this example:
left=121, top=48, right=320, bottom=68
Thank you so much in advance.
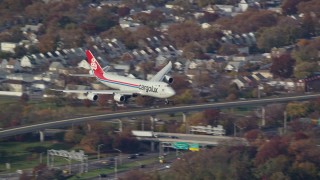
left=69, top=74, right=95, bottom=77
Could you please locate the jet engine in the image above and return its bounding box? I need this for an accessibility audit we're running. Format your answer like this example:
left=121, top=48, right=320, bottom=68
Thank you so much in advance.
left=164, top=75, right=174, bottom=84
left=114, top=93, right=125, bottom=102
left=87, top=93, right=98, bottom=101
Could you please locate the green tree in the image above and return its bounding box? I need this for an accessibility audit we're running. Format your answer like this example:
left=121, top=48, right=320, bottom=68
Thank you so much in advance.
left=286, top=102, right=309, bottom=118
left=173, top=89, right=193, bottom=104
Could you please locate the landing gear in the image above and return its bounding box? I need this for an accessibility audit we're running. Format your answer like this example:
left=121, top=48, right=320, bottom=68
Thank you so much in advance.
left=165, top=99, right=174, bottom=105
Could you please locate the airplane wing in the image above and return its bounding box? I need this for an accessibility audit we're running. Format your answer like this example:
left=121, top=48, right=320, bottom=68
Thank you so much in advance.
left=149, top=61, right=172, bottom=82
left=51, top=89, right=138, bottom=95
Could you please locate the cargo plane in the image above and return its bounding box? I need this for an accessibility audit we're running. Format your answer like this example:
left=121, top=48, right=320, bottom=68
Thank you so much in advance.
left=53, top=50, right=175, bottom=103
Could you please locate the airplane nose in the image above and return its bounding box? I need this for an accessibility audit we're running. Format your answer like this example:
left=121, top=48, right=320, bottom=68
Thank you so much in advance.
left=169, top=88, right=176, bottom=97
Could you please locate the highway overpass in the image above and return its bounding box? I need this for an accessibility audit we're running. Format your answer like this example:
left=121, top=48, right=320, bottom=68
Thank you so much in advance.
left=0, top=93, right=319, bottom=138
left=135, top=132, right=248, bottom=146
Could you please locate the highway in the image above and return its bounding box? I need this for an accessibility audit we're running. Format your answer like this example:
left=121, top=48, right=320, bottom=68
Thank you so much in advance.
left=136, top=132, right=248, bottom=146
left=0, top=93, right=319, bottom=138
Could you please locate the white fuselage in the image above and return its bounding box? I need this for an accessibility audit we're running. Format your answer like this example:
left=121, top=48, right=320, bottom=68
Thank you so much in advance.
left=97, top=72, right=175, bottom=98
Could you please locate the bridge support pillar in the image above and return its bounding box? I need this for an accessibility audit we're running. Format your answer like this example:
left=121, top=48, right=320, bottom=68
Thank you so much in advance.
left=87, top=123, right=91, bottom=132
left=159, top=142, right=163, bottom=156
left=182, top=112, right=188, bottom=134
left=39, top=130, right=45, bottom=142
left=150, top=115, right=155, bottom=132
left=151, top=141, right=155, bottom=152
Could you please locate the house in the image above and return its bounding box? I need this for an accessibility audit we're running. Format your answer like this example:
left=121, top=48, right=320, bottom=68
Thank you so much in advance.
left=112, top=64, right=131, bottom=75
left=174, top=62, right=183, bottom=70
left=31, top=80, right=47, bottom=90
left=6, top=59, right=21, bottom=72
left=77, top=59, right=90, bottom=70
left=49, top=62, right=65, bottom=72
left=20, top=55, right=38, bottom=68
left=20, top=23, right=43, bottom=33
left=2, top=80, right=27, bottom=92
left=0, top=59, right=8, bottom=69
left=224, top=61, right=245, bottom=72
left=6, top=73, right=34, bottom=82
left=0, top=42, right=17, bottom=53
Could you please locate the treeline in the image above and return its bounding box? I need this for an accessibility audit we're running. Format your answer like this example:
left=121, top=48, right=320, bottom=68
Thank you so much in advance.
left=119, top=124, right=320, bottom=180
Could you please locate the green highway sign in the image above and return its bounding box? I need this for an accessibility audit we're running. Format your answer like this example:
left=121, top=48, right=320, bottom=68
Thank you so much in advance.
left=173, top=142, right=189, bottom=150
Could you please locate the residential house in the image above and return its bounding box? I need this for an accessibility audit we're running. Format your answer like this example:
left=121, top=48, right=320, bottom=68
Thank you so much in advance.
left=0, top=59, right=8, bottom=69
left=6, top=59, right=22, bottom=72
left=49, top=61, right=65, bottom=72
left=20, top=55, right=39, bottom=68
left=0, top=42, right=17, bottom=53
left=31, top=80, right=47, bottom=90
left=174, top=61, right=183, bottom=71
left=6, top=73, right=34, bottom=82
left=2, top=80, right=27, bottom=92
left=20, top=23, right=43, bottom=33
left=224, top=61, right=245, bottom=72
left=77, top=59, right=90, bottom=70
left=112, top=64, right=131, bottom=75
left=267, top=79, right=296, bottom=91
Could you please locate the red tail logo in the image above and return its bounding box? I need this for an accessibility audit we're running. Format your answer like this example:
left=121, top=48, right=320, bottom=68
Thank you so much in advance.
left=85, top=50, right=104, bottom=76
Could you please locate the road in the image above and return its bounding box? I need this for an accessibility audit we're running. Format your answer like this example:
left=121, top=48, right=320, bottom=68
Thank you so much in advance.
left=0, top=93, right=319, bottom=138
left=137, top=132, right=248, bottom=146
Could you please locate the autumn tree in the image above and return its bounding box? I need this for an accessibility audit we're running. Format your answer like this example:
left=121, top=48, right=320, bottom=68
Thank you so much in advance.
left=265, top=104, right=286, bottom=127
left=37, top=33, right=59, bottom=53
left=281, top=0, right=310, bottom=15
left=203, top=109, right=221, bottom=126
left=173, top=89, right=194, bottom=104
left=133, top=9, right=166, bottom=27
left=254, top=137, right=289, bottom=166
left=255, top=155, right=291, bottom=179
left=216, top=9, right=279, bottom=34
left=113, top=130, right=140, bottom=153
left=135, top=96, right=155, bottom=107
left=167, top=147, right=254, bottom=180
left=270, top=54, right=295, bottom=78
left=82, top=6, right=118, bottom=35
left=292, top=38, right=320, bottom=78
left=171, top=75, right=191, bottom=94
left=117, top=6, right=130, bottom=17
left=167, top=21, right=203, bottom=48
left=217, top=43, right=239, bottom=55
left=121, top=170, right=155, bottom=180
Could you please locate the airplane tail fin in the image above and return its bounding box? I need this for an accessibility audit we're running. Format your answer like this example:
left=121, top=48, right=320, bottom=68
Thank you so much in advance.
left=85, top=50, right=104, bottom=77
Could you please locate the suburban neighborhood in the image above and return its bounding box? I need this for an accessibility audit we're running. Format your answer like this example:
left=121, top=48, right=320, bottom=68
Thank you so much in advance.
left=0, top=0, right=320, bottom=179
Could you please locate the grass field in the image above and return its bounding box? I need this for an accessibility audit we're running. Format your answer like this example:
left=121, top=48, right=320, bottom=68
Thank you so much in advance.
left=0, top=141, right=74, bottom=173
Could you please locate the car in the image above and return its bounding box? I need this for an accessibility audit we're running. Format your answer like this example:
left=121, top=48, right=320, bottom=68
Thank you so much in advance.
left=135, top=153, right=144, bottom=156
left=170, top=136, right=178, bottom=139
left=108, top=157, right=115, bottom=162
left=127, top=154, right=137, bottom=159
left=100, top=173, right=107, bottom=178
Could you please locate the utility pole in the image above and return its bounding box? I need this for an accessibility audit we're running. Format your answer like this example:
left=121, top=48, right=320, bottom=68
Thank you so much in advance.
left=97, top=144, right=104, bottom=160
left=284, top=111, right=287, bottom=134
